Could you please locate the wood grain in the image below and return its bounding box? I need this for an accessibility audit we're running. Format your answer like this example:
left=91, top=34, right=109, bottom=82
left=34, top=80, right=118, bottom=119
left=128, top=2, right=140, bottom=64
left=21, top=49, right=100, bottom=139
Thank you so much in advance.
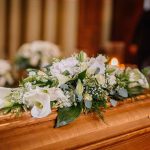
left=0, top=97, right=150, bottom=150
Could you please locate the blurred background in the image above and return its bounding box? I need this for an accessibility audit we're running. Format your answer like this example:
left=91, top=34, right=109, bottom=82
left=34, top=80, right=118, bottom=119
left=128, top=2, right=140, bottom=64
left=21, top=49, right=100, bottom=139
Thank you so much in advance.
left=0, top=0, right=150, bottom=86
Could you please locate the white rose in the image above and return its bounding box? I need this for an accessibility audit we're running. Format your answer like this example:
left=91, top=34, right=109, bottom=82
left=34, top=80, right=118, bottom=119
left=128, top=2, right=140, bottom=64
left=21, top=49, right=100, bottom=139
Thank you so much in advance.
left=48, top=88, right=66, bottom=100
left=0, top=87, right=12, bottom=109
left=48, top=87, right=72, bottom=107
left=96, top=55, right=107, bottom=63
left=50, top=57, right=79, bottom=77
left=60, top=57, right=79, bottom=75
left=87, top=55, right=107, bottom=75
left=23, top=88, right=51, bottom=118
left=17, top=41, right=60, bottom=68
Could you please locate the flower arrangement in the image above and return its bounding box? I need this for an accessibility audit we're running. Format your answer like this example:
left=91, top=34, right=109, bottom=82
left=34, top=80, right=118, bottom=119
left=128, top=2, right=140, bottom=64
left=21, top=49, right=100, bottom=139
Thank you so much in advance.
left=0, top=52, right=149, bottom=127
left=15, top=41, right=61, bottom=70
left=0, top=59, right=14, bottom=87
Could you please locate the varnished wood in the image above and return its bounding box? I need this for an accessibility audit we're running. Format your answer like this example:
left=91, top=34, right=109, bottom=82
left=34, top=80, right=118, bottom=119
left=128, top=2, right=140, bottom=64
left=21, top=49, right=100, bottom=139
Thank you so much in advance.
left=77, top=0, right=102, bottom=56
left=0, top=96, right=150, bottom=150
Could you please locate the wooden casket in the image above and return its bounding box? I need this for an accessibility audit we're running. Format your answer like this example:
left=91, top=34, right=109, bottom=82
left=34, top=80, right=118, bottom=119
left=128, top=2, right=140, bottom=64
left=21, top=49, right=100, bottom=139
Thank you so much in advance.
left=0, top=95, right=150, bottom=150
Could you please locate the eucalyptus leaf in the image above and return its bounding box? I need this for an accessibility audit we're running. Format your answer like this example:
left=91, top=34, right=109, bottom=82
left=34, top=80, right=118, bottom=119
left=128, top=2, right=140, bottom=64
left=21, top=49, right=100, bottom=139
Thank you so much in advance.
left=110, top=99, right=118, bottom=107
left=85, top=100, right=92, bottom=109
left=60, top=84, right=69, bottom=90
left=118, top=88, right=128, bottom=98
left=55, top=103, right=82, bottom=127
left=77, top=95, right=83, bottom=101
left=110, top=90, right=115, bottom=95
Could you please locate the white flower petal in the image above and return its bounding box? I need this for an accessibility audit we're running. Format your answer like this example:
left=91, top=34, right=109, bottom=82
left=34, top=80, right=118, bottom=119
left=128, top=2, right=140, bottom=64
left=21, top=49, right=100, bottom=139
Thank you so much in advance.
left=0, top=87, right=12, bottom=109
left=23, top=89, right=51, bottom=118
left=31, top=98, right=51, bottom=118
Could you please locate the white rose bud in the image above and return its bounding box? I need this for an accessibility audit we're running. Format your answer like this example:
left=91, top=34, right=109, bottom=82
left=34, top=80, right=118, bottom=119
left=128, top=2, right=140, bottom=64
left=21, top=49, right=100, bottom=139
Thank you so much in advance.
left=76, top=79, right=84, bottom=97
left=77, top=51, right=87, bottom=62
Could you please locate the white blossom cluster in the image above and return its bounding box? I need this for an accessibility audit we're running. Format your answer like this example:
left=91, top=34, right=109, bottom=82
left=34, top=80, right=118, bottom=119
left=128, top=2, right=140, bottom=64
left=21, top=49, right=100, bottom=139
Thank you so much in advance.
left=0, top=52, right=149, bottom=119
left=16, top=40, right=61, bottom=69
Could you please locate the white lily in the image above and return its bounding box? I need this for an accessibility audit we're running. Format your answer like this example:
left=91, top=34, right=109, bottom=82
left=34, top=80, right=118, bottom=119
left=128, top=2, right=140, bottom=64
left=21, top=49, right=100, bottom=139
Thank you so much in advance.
left=23, top=88, right=51, bottom=118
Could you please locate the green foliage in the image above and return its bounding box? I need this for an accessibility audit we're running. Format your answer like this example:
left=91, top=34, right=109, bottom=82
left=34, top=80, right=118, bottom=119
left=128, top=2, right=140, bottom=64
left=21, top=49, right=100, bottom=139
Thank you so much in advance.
left=76, top=51, right=86, bottom=62
left=128, top=86, right=144, bottom=96
left=142, top=67, right=150, bottom=85
left=77, top=70, right=86, bottom=81
left=55, top=102, right=82, bottom=127
left=0, top=103, right=27, bottom=116
left=2, top=52, right=149, bottom=128
left=116, top=72, right=129, bottom=88
left=67, top=70, right=86, bottom=87
left=91, top=100, right=105, bottom=121
left=22, top=73, right=58, bottom=88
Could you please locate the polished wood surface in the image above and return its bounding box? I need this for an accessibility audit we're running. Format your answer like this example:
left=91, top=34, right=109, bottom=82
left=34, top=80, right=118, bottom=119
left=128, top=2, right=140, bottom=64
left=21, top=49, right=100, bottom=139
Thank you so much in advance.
left=0, top=97, right=150, bottom=150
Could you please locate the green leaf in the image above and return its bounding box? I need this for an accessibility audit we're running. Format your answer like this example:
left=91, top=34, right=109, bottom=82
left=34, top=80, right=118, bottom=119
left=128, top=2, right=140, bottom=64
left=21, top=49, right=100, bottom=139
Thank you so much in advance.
left=55, top=103, right=82, bottom=127
left=62, top=70, right=70, bottom=76
left=77, top=70, right=86, bottom=81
